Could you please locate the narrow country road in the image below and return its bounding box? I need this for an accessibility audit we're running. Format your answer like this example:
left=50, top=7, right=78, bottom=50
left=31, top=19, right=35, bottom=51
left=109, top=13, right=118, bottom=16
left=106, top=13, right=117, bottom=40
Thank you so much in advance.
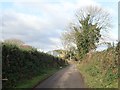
left=35, top=63, right=85, bottom=88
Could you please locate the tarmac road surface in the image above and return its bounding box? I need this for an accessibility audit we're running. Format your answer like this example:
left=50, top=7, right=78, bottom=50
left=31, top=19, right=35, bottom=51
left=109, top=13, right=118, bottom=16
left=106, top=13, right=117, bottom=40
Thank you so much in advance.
left=35, top=64, right=85, bottom=88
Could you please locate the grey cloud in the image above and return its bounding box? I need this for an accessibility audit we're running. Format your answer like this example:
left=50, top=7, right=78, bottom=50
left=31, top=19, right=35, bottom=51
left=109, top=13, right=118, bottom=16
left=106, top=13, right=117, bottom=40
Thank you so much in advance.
left=2, top=9, right=64, bottom=51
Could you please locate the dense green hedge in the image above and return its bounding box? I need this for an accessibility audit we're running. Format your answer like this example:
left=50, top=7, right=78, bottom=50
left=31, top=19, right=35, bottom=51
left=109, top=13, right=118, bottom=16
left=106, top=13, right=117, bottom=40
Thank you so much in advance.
left=2, top=43, right=67, bottom=88
left=78, top=46, right=118, bottom=88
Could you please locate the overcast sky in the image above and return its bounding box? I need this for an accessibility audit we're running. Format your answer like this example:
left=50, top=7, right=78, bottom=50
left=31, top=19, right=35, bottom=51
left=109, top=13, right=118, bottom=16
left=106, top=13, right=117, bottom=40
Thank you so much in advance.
left=0, top=0, right=118, bottom=52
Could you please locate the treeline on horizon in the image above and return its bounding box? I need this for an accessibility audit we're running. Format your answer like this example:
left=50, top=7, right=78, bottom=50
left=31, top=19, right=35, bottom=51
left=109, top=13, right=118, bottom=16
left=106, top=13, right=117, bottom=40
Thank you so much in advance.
left=2, top=41, right=67, bottom=88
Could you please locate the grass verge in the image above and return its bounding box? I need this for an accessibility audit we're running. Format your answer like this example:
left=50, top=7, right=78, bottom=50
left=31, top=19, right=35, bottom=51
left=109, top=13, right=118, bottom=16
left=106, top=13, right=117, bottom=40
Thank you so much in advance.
left=15, top=67, right=62, bottom=88
left=77, top=48, right=118, bottom=88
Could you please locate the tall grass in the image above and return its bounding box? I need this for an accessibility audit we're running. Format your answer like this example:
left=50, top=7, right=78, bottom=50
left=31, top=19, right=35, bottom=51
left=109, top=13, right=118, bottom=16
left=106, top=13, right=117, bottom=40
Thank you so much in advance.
left=78, top=47, right=118, bottom=88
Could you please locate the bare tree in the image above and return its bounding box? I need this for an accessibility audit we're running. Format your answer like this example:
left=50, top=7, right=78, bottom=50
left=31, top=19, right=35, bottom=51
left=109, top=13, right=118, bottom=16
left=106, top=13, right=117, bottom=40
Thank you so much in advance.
left=78, top=6, right=111, bottom=30
left=61, top=5, right=111, bottom=59
left=4, top=38, right=25, bottom=46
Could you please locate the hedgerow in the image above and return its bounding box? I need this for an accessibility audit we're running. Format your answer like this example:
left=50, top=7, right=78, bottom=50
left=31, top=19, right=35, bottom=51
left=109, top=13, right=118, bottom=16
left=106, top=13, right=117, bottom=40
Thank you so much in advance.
left=2, top=43, right=67, bottom=88
left=78, top=46, right=119, bottom=88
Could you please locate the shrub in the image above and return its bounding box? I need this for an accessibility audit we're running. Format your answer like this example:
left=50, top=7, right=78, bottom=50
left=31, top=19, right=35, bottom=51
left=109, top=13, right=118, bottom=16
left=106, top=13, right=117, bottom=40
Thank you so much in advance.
left=2, top=43, right=67, bottom=88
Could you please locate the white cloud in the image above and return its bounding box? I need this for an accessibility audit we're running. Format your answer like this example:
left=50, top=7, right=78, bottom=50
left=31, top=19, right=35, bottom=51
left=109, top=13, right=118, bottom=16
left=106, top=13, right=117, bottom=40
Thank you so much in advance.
left=49, top=37, right=62, bottom=48
left=1, top=0, right=118, bottom=51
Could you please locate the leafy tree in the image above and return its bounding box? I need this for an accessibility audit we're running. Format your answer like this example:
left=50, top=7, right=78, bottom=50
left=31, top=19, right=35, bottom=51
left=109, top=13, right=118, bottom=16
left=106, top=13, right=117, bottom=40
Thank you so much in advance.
left=62, top=6, right=111, bottom=60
